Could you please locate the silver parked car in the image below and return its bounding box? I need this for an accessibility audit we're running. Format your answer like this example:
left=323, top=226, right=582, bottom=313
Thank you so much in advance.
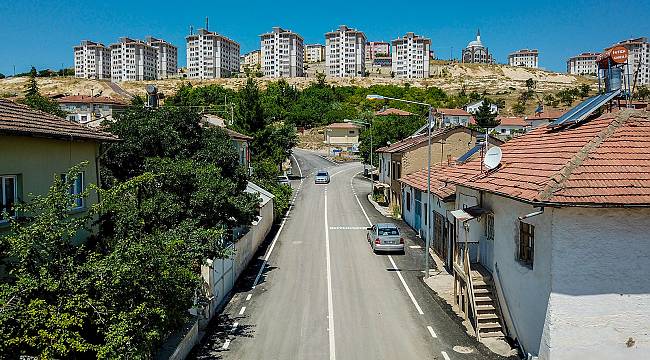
left=366, top=223, right=405, bottom=253
left=315, top=170, right=330, bottom=184
left=277, top=174, right=290, bottom=186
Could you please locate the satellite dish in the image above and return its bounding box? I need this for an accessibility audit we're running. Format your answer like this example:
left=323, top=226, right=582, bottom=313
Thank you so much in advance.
left=484, top=146, right=502, bottom=170
left=146, top=84, right=157, bottom=95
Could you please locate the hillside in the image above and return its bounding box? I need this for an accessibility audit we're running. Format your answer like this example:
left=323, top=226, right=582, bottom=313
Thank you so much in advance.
left=0, top=63, right=595, bottom=115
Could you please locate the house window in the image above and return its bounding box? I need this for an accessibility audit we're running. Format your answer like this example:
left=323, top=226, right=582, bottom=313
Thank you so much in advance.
left=397, top=163, right=401, bottom=179
left=518, top=221, right=534, bottom=267
left=60, top=172, right=85, bottom=210
left=406, top=191, right=411, bottom=212
left=391, top=162, right=395, bottom=180
left=348, top=130, right=355, bottom=135
left=424, top=203, right=428, bottom=225
left=1, top=175, right=17, bottom=223
left=486, top=213, right=494, bottom=241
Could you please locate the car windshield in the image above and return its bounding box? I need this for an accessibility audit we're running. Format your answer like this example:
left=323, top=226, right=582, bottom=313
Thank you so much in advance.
left=317, top=171, right=328, bottom=176
left=378, top=227, right=399, bottom=236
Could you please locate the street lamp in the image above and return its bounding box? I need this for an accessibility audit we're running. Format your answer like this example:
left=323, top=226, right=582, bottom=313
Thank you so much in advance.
left=367, top=94, right=436, bottom=278
left=344, top=118, right=373, bottom=197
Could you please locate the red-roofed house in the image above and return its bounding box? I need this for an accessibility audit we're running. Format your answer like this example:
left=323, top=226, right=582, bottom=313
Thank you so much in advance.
left=494, top=116, right=530, bottom=135
left=324, top=122, right=361, bottom=152
left=438, top=108, right=472, bottom=127
left=525, top=108, right=565, bottom=128
left=413, top=109, right=650, bottom=357
left=375, top=126, right=502, bottom=211
left=0, top=99, right=118, bottom=234
left=56, top=95, right=128, bottom=126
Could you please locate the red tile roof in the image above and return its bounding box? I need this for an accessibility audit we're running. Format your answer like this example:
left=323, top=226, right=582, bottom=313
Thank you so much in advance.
left=326, top=122, right=360, bottom=129
left=0, top=99, right=118, bottom=142
left=400, top=163, right=477, bottom=200
left=375, top=126, right=503, bottom=154
left=224, top=128, right=253, bottom=141
left=375, top=108, right=416, bottom=116
left=56, top=95, right=127, bottom=106
left=438, top=108, right=471, bottom=117
left=447, top=110, right=650, bottom=206
left=497, top=116, right=528, bottom=127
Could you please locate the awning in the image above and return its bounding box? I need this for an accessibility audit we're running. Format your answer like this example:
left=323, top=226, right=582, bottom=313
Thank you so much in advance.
left=451, top=206, right=490, bottom=222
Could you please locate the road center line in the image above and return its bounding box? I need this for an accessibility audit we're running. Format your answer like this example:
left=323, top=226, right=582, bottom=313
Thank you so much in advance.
left=441, top=351, right=451, bottom=360
left=252, top=156, right=303, bottom=288
left=324, top=190, right=336, bottom=360
left=350, top=173, right=424, bottom=316
left=245, top=294, right=252, bottom=301
left=239, top=306, right=246, bottom=315
left=231, top=322, right=239, bottom=332
left=427, top=325, right=437, bottom=338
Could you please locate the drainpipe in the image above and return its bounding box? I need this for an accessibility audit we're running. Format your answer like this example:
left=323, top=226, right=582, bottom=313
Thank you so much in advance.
left=518, top=207, right=544, bottom=220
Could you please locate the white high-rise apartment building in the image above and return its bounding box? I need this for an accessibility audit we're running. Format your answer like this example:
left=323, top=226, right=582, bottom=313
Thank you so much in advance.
left=260, top=27, right=304, bottom=77
left=365, top=41, right=390, bottom=61
left=607, top=37, right=650, bottom=86
left=110, top=37, right=157, bottom=81
left=146, top=36, right=178, bottom=79
left=508, top=49, right=539, bottom=68
left=391, top=32, right=431, bottom=78
left=566, top=52, right=598, bottom=76
left=186, top=29, right=240, bottom=79
left=74, top=40, right=111, bottom=79
left=305, top=44, right=325, bottom=63
left=325, top=25, right=366, bottom=77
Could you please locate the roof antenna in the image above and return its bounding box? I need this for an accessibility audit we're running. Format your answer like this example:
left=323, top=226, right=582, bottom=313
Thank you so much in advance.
left=190, top=25, right=193, bottom=35
left=206, top=17, right=209, bottom=31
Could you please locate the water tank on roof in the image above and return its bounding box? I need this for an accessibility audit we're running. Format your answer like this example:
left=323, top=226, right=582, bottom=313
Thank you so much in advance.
left=605, top=67, right=623, bottom=92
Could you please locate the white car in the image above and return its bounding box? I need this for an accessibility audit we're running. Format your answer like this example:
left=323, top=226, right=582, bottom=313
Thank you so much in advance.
left=277, top=174, right=290, bottom=186
left=367, top=223, right=405, bottom=253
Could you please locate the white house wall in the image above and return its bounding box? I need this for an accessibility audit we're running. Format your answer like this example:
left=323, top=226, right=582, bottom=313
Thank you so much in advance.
left=540, top=207, right=650, bottom=360
left=455, top=186, right=553, bottom=356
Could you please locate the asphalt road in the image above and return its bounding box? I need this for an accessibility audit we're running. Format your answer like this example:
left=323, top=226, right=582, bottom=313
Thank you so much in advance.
left=191, top=148, right=509, bottom=360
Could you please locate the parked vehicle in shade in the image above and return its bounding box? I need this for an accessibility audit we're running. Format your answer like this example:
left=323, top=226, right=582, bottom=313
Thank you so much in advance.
left=366, top=223, right=404, bottom=253
left=277, top=174, right=290, bottom=186
left=315, top=170, right=330, bottom=184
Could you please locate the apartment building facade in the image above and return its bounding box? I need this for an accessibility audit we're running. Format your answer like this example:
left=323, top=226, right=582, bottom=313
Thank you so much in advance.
left=325, top=25, right=366, bottom=77
left=508, top=49, right=539, bottom=68
left=74, top=40, right=111, bottom=79
left=260, top=27, right=304, bottom=77
left=240, top=50, right=261, bottom=73
left=305, top=44, right=325, bottom=63
left=607, top=37, right=650, bottom=86
left=566, top=52, right=598, bottom=76
left=146, top=36, right=178, bottom=79
left=391, top=32, right=431, bottom=78
left=186, top=29, right=240, bottom=79
left=365, top=41, right=390, bottom=60
left=110, top=37, right=157, bottom=81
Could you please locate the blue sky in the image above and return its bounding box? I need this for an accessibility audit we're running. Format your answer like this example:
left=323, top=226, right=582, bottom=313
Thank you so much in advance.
left=1, top=0, right=649, bottom=75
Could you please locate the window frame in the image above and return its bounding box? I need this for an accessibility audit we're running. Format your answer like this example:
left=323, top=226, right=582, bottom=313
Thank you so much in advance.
left=61, top=172, right=85, bottom=211
left=405, top=191, right=411, bottom=212
left=1, top=175, right=18, bottom=224
left=518, top=221, right=534, bottom=267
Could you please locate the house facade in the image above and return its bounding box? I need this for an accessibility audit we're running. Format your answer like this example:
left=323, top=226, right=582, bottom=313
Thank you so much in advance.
left=465, top=99, right=498, bottom=115
left=376, top=126, right=502, bottom=211
left=0, top=99, right=117, bottom=230
left=438, top=108, right=473, bottom=127
left=56, top=95, right=127, bottom=126
left=494, top=116, right=529, bottom=135
left=324, top=122, right=360, bottom=151
left=405, top=109, right=650, bottom=358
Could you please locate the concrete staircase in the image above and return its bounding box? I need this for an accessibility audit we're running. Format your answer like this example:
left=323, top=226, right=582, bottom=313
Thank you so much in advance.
left=471, top=274, right=505, bottom=338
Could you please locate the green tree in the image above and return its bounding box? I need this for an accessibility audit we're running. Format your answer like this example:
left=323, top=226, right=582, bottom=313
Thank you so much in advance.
left=358, top=114, right=425, bottom=165
left=0, top=72, right=5, bottom=79
left=25, top=66, right=39, bottom=97
left=236, top=77, right=265, bottom=133
left=557, top=89, right=575, bottom=107
left=635, top=85, right=650, bottom=100
left=474, top=99, right=500, bottom=128
left=19, top=66, right=67, bottom=118
left=578, top=84, right=591, bottom=98
left=512, top=102, right=526, bottom=115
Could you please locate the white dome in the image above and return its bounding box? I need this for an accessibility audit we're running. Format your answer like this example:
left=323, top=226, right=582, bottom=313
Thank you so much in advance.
left=467, top=39, right=483, bottom=48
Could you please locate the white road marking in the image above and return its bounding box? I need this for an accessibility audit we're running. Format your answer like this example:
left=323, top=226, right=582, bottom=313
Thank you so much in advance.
left=388, top=255, right=424, bottom=315
left=427, top=325, right=437, bottom=338
left=324, top=190, right=336, bottom=360
left=291, top=153, right=303, bottom=178
left=222, top=339, right=231, bottom=350
left=252, top=158, right=304, bottom=288
left=351, top=172, right=424, bottom=316
left=231, top=322, right=239, bottom=332
left=409, top=245, right=422, bottom=249
left=245, top=294, right=252, bottom=301
left=239, top=306, right=246, bottom=315
left=441, top=351, right=451, bottom=360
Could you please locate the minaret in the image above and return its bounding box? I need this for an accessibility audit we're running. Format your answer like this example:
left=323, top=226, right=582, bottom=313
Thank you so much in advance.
left=477, top=28, right=481, bottom=42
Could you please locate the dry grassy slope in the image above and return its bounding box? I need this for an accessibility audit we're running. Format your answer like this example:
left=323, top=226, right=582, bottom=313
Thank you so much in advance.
left=0, top=63, right=595, bottom=115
